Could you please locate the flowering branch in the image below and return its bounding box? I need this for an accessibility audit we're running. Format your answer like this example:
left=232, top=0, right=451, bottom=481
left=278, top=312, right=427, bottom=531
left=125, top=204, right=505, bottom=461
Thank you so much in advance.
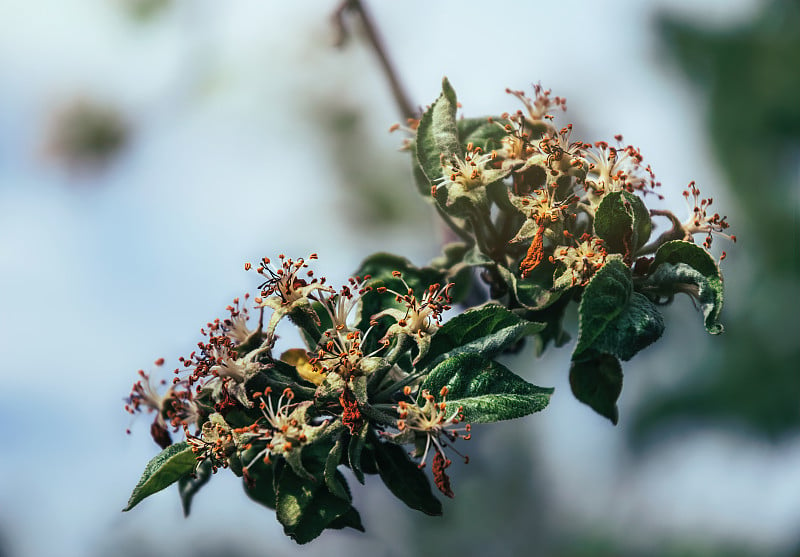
left=122, top=7, right=736, bottom=545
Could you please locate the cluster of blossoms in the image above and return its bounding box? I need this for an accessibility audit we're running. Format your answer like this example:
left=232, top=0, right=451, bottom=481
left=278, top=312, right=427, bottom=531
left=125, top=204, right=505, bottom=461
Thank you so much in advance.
left=125, top=253, right=474, bottom=513
left=124, top=79, right=734, bottom=544
left=423, top=83, right=735, bottom=293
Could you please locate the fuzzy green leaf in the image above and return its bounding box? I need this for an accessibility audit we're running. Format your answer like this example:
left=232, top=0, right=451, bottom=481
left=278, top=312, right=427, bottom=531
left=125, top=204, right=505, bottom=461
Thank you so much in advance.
left=243, top=459, right=279, bottom=510
left=574, top=256, right=664, bottom=361
left=374, top=441, right=442, bottom=516
left=647, top=240, right=724, bottom=333
left=178, top=458, right=212, bottom=517
left=594, top=191, right=652, bottom=255
left=324, top=435, right=349, bottom=500
left=416, top=77, right=462, bottom=186
left=326, top=508, right=365, bottom=532
left=348, top=422, right=369, bottom=485
left=276, top=467, right=353, bottom=544
left=590, top=292, right=665, bottom=361
left=457, top=117, right=507, bottom=152
left=570, top=353, right=623, bottom=424
left=648, top=264, right=724, bottom=334
left=573, top=256, right=632, bottom=359
left=355, top=253, right=445, bottom=293
left=123, top=441, right=197, bottom=512
left=651, top=239, right=720, bottom=277
left=421, top=352, right=553, bottom=423
left=418, top=304, right=544, bottom=371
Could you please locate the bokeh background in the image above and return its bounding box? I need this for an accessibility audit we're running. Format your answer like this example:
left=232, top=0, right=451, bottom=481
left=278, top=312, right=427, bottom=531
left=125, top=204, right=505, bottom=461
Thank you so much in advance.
left=1, top=0, right=798, bottom=556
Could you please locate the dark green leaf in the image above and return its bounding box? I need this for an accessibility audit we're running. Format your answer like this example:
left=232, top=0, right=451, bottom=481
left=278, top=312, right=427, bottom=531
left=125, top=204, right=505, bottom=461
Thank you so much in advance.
left=416, top=77, right=462, bottom=186
left=178, top=458, right=212, bottom=517
left=457, top=117, right=508, bottom=152
left=324, top=435, right=348, bottom=500
left=590, top=292, right=665, bottom=361
left=374, top=441, right=442, bottom=516
left=646, top=262, right=725, bottom=334
left=429, top=242, right=475, bottom=303
left=418, top=304, right=543, bottom=371
left=594, top=191, right=652, bottom=256
left=421, top=352, right=553, bottom=423
left=574, top=256, right=664, bottom=360
left=648, top=240, right=724, bottom=333
left=326, top=507, right=365, bottom=532
left=123, top=441, right=197, bottom=511
left=347, top=422, right=369, bottom=485
left=243, top=459, right=278, bottom=510
left=276, top=467, right=353, bottom=544
left=495, top=259, right=563, bottom=311
left=570, top=353, right=623, bottom=424
left=573, top=256, right=632, bottom=359
left=651, top=239, right=720, bottom=278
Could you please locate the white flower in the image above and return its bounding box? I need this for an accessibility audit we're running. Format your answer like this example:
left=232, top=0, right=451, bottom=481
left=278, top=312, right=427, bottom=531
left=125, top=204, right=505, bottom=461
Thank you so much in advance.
left=372, top=273, right=453, bottom=362
left=252, top=254, right=334, bottom=334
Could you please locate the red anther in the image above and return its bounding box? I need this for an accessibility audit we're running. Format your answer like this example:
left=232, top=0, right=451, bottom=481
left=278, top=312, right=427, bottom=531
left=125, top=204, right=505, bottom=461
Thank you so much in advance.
left=392, top=271, right=402, bottom=278
left=403, top=386, right=412, bottom=396
left=388, top=123, right=400, bottom=132
left=154, top=358, right=165, bottom=366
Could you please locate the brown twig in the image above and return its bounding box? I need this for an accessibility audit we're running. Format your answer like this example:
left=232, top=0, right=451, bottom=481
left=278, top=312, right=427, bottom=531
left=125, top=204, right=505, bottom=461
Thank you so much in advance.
left=332, top=0, right=417, bottom=120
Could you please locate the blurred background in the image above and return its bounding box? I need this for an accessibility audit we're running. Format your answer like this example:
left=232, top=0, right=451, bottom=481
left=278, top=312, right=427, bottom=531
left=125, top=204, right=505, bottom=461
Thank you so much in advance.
left=0, top=0, right=798, bottom=555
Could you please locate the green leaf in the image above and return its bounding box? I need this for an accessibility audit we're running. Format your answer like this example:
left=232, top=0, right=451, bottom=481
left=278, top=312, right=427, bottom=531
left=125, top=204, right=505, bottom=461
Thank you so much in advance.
left=429, top=242, right=475, bottom=303
left=594, top=191, right=652, bottom=256
left=457, top=117, right=507, bottom=152
left=464, top=247, right=562, bottom=311
left=570, top=353, right=623, bottom=425
left=178, top=458, right=212, bottom=517
left=647, top=240, right=724, bottom=333
left=420, top=352, right=553, bottom=423
left=276, top=467, right=354, bottom=544
left=243, top=459, right=279, bottom=510
left=416, top=77, right=462, bottom=186
left=418, top=304, right=544, bottom=371
left=326, top=507, right=365, bottom=532
left=347, top=422, right=369, bottom=485
left=123, top=441, right=197, bottom=512
left=647, top=263, right=725, bottom=334
left=355, top=253, right=445, bottom=293
left=574, top=256, right=664, bottom=361
left=590, top=292, right=665, bottom=361
left=651, top=239, right=720, bottom=277
left=374, top=441, right=442, bottom=516
left=573, top=256, right=632, bottom=359
left=324, top=435, right=349, bottom=500
left=409, top=140, right=435, bottom=197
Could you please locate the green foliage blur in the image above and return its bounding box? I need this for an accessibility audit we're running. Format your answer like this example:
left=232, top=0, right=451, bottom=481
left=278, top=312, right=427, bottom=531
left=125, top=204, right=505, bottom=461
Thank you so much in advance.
left=629, top=0, right=800, bottom=443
